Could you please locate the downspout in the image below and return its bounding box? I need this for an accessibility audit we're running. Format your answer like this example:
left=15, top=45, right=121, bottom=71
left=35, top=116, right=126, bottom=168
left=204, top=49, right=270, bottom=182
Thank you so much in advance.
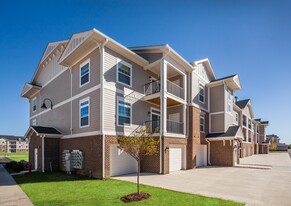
left=41, top=135, right=45, bottom=172
left=206, top=139, right=211, bottom=165
left=100, top=39, right=109, bottom=179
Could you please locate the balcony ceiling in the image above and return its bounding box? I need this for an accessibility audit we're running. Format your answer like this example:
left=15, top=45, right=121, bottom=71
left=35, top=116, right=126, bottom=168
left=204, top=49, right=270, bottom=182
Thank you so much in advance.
left=145, top=97, right=182, bottom=107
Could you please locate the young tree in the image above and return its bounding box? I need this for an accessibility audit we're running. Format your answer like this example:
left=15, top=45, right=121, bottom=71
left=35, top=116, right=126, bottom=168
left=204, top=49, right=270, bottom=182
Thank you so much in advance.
left=117, top=126, right=159, bottom=195
left=270, top=139, right=277, bottom=151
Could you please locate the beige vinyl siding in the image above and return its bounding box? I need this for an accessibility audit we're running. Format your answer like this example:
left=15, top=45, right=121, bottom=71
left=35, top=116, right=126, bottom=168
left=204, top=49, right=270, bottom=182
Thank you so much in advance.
left=211, top=113, right=224, bottom=133
left=232, top=110, right=239, bottom=125
left=165, top=56, right=187, bottom=75
left=210, top=85, right=224, bottom=113
left=71, top=89, right=100, bottom=134
left=242, top=105, right=252, bottom=119
left=191, top=72, right=208, bottom=110
left=35, top=51, right=67, bottom=86
left=195, top=63, right=212, bottom=82
left=103, top=47, right=154, bottom=134
left=168, top=75, right=183, bottom=87
left=72, top=49, right=100, bottom=96
left=225, top=112, right=234, bottom=129
left=36, top=102, right=71, bottom=135
left=103, top=89, right=151, bottom=134
left=30, top=70, right=71, bottom=117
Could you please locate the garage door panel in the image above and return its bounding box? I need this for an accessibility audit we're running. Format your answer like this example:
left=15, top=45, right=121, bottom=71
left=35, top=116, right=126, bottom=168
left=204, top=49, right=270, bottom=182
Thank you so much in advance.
left=110, top=145, right=137, bottom=176
left=169, top=147, right=182, bottom=172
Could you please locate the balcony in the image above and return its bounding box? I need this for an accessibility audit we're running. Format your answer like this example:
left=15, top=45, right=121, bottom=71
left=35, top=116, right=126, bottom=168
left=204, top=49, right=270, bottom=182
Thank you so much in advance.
left=144, top=120, right=184, bottom=135
left=144, top=80, right=185, bottom=106
left=248, top=124, right=252, bottom=129
left=243, top=121, right=246, bottom=127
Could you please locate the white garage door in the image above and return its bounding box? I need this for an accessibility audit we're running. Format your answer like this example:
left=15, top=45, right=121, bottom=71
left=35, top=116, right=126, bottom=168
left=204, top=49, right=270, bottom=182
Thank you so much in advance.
left=196, top=145, right=207, bottom=167
left=110, top=145, right=137, bottom=176
left=169, top=147, right=183, bottom=172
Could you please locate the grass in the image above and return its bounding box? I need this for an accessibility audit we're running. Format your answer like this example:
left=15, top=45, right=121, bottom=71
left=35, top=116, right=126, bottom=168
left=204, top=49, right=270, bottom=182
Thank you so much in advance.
left=0, top=151, right=28, bottom=161
left=13, top=172, right=244, bottom=206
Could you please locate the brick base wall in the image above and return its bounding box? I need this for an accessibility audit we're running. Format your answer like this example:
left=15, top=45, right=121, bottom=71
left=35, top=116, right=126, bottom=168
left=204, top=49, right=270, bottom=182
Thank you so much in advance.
left=258, top=144, right=269, bottom=154
left=210, top=140, right=235, bottom=166
left=29, top=133, right=42, bottom=171
left=59, top=135, right=102, bottom=178
left=44, top=138, right=60, bottom=172
left=241, top=143, right=254, bottom=158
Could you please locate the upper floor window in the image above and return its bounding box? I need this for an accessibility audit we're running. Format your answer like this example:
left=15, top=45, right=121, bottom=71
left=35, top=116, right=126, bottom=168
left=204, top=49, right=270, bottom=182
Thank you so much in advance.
left=32, top=98, right=37, bottom=112
left=80, top=59, right=90, bottom=87
left=227, top=103, right=232, bottom=112
left=117, top=97, right=131, bottom=126
left=80, top=97, right=90, bottom=127
left=117, top=59, right=132, bottom=87
left=200, top=115, right=205, bottom=132
left=199, top=83, right=205, bottom=103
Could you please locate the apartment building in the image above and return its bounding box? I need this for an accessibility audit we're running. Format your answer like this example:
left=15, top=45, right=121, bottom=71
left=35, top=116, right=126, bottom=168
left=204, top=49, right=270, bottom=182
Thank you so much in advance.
left=0, top=135, right=28, bottom=153
left=21, top=28, right=269, bottom=178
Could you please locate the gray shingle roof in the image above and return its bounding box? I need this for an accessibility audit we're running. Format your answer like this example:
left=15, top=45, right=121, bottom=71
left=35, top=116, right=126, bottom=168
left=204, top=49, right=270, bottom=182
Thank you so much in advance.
left=206, top=126, right=240, bottom=138
left=32, top=126, right=62, bottom=135
left=235, top=99, right=250, bottom=109
left=210, top=74, right=236, bottom=83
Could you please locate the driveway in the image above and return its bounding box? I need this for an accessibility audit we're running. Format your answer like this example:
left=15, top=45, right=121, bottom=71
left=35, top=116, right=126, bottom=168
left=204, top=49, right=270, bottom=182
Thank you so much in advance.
left=113, top=153, right=291, bottom=206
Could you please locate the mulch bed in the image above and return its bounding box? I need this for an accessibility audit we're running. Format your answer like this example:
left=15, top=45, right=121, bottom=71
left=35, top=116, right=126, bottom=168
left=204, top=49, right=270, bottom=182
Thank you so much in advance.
left=120, top=192, right=151, bottom=203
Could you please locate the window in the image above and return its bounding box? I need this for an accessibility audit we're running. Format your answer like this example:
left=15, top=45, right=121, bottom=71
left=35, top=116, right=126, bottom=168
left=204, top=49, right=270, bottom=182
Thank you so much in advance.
left=80, top=98, right=90, bottom=127
left=117, top=60, right=132, bottom=86
left=80, top=59, right=90, bottom=86
left=227, top=103, right=232, bottom=112
left=32, top=119, right=36, bottom=126
left=200, top=116, right=205, bottom=132
left=32, top=98, right=37, bottom=112
left=117, top=97, right=131, bottom=126
left=199, top=83, right=205, bottom=103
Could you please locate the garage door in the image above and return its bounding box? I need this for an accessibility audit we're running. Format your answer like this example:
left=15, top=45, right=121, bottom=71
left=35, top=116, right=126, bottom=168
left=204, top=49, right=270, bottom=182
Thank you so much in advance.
left=110, top=145, right=137, bottom=176
left=196, top=145, right=207, bottom=167
left=169, top=147, right=183, bottom=172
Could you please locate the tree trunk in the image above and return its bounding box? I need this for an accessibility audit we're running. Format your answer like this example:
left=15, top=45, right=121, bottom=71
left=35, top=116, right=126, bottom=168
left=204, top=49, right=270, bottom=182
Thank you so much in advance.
left=137, top=159, right=140, bottom=194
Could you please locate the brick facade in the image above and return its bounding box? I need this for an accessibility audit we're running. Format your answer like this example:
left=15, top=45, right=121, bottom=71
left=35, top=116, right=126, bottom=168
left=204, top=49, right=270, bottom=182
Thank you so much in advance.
left=209, top=140, right=236, bottom=166
left=59, top=135, right=103, bottom=178
left=258, top=144, right=269, bottom=154
left=240, top=143, right=254, bottom=158
left=28, top=133, right=42, bottom=171
left=44, top=138, right=60, bottom=172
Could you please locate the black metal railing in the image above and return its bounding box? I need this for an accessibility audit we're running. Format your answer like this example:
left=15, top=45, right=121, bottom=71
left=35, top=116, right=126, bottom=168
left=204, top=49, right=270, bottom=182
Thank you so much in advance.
left=243, top=120, right=246, bottom=126
left=144, top=120, right=160, bottom=133
left=167, top=120, right=184, bottom=134
left=144, top=80, right=161, bottom=96
left=144, top=80, right=184, bottom=99
left=248, top=124, right=252, bottom=129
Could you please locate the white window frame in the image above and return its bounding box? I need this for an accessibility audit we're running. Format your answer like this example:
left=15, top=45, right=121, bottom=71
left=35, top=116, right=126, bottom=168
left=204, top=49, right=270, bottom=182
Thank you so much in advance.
left=32, top=119, right=36, bottom=126
left=117, top=96, right=132, bottom=127
left=32, top=97, right=37, bottom=112
left=79, top=97, right=90, bottom=128
left=198, top=82, right=205, bottom=104
left=116, top=58, right=132, bottom=87
left=200, top=115, right=205, bottom=132
left=227, top=103, right=232, bottom=113
left=79, top=58, right=90, bottom=87
left=227, top=89, right=232, bottom=101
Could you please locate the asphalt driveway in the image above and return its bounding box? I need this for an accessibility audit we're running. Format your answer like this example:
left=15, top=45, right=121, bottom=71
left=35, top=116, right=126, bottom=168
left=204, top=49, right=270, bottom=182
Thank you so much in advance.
left=113, top=153, right=291, bottom=206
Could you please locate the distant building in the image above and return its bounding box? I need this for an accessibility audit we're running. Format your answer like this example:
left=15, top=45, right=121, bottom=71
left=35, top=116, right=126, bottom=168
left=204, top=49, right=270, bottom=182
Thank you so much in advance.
left=266, top=134, right=288, bottom=151
left=0, top=135, right=29, bottom=153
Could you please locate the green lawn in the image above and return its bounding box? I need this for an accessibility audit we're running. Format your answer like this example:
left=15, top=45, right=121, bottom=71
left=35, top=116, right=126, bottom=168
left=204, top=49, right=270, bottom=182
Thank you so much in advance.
left=0, top=151, right=28, bottom=161
left=13, top=172, right=244, bottom=206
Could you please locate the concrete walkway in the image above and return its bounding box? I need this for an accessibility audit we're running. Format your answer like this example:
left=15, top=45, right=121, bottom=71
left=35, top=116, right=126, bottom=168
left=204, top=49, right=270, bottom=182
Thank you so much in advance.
left=0, top=165, right=33, bottom=206
left=113, top=153, right=291, bottom=206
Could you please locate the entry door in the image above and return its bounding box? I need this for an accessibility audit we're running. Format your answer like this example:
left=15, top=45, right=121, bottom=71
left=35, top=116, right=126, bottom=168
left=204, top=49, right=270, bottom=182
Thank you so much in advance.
left=34, top=148, right=38, bottom=170
left=151, top=110, right=160, bottom=133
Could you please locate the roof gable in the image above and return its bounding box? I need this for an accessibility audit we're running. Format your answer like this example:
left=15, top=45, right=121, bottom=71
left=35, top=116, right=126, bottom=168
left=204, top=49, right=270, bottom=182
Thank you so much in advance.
left=193, top=58, right=216, bottom=81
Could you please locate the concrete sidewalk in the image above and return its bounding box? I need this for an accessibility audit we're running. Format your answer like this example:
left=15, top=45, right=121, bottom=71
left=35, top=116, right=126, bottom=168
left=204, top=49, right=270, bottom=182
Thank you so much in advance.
left=0, top=165, right=33, bottom=206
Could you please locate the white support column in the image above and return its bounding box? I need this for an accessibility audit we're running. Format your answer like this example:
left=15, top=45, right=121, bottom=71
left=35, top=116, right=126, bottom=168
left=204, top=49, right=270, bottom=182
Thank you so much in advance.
left=160, top=59, right=167, bottom=136
left=41, top=136, right=45, bottom=173
left=183, top=74, right=187, bottom=135
left=246, top=118, right=249, bottom=142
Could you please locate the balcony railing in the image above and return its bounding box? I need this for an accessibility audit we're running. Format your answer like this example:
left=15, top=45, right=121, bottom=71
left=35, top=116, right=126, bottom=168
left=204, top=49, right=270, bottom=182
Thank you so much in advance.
left=248, top=124, right=252, bottom=129
left=144, top=80, right=160, bottom=96
left=144, top=120, right=184, bottom=134
left=144, top=80, right=184, bottom=99
left=167, top=80, right=184, bottom=99
left=248, top=138, right=251, bottom=142
left=167, top=120, right=184, bottom=134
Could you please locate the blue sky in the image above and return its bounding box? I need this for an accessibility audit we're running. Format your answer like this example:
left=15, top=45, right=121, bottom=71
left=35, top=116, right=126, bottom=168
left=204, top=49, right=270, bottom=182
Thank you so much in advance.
left=0, top=0, right=290, bottom=143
